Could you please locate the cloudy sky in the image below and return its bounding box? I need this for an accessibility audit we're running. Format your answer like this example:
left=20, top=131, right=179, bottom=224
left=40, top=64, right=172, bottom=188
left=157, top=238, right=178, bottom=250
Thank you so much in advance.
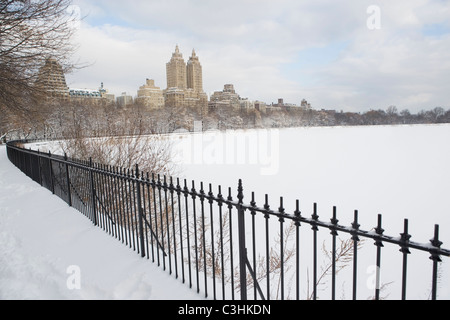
left=67, top=0, right=450, bottom=113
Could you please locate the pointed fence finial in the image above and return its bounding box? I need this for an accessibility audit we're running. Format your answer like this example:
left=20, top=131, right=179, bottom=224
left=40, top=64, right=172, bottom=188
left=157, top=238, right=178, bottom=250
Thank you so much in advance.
left=237, top=179, right=244, bottom=204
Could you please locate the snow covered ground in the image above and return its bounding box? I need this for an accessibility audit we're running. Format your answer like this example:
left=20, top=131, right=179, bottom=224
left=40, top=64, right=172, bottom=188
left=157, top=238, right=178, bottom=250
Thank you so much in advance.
left=0, top=144, right=202, bottom=300
left=2, top=123, right=450, bottom=300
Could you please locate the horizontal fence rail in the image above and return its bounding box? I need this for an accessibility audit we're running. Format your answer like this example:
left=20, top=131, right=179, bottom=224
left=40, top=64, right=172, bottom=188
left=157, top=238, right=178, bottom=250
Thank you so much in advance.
left=6, top=140, right=450, bottom=300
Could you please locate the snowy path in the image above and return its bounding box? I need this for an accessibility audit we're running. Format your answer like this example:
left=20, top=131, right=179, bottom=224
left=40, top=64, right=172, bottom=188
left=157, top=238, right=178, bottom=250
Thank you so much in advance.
left=0, top=145, right=202, bottom=300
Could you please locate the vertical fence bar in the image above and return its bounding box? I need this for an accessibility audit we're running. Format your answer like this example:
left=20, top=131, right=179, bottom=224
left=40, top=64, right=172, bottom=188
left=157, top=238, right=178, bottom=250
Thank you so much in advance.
left=84, top=161, right=91, bottom=219
left=37, top=150, right=42, bottom=186
left=131, top=169, right=139, bottom=253
left=176, top=178, right=185, bottom=283
left=142, top=174, right=150, bottom=259
left=237, top=179, right=247, bottom=301
left=184, top=179, right=192, bottom=289
left=264, top=194, right=270, bottom=301
left=278, top=197, right=285, bottom=300
left=89, top=158, right=97, bottom=226
left=191, top=181, right=199, bottom=294
left=250, top=192, right=257, bottom=300
left=64, top=153, right=72, bottom=207
left=27, top=148, right=32, bottom=178
left=49, top=151, right=55, bottom=195
left=374, top=214, right=384, bottom=300
left=158, top=175, right=165, bottom=269
left=110, top=166, right=119, bottom=239
left=146, top=173, right=155, bottom=261
left=294, top=199, right=301, bottom=300
left=96, top=164, right=105, bottom=231
left=217, top=185, right=225, bottom=299
left=400, top=219, right=411, bottom=300
left=208, top=183, right=216, bottom=300
left=227, top=187, right=235, bottom=300
left=330, top=206, right=338, bottom=300
left=113, top=167, right=122, bottom=242
left=170, top=178, right=178, bottom=279
left=121, top=168, right=131, bottom=247
left=155, top=174, right=166, bottom=270
left=135, top=165, right=146, bottom=258
left=163, top=176, right=172, bottom=275
left=103, top=166, right=112, bottom=235
left=199, top=182, right=207, bottom=298
left=98, top=164, right=108, bottom=233
left=352, top=210, right=360, bottom=300
left=105, top=165, right=111, bottom=234
left=311, top=203, right=318, bottom=300
left=120, top=168, right=131, bottom=248
left=430, top=225, right=442, bottom=300
left=152, top=174, right=160, bottom=265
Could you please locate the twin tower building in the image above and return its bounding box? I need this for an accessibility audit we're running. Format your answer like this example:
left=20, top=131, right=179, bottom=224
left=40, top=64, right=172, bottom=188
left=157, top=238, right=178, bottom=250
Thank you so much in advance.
left=136, top=45, right=208, bottom=109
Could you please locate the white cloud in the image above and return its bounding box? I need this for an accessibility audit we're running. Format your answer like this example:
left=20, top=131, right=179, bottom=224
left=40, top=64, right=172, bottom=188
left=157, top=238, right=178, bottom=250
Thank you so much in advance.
left=307, top=1, right=450, bottom=112
left=67, top=0, right=450, bottom=112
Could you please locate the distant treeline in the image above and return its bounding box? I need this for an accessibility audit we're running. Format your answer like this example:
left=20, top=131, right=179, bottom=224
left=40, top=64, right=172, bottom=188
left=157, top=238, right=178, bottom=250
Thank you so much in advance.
left=2, top=99, right=449, bottom=142
left=202, top=104, right=450, bottom=131
left=261, top=105, right=450, bottom=128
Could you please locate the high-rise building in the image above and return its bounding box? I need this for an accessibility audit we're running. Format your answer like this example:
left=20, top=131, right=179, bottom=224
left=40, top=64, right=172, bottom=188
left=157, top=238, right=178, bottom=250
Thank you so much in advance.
left=166, top=45, right=187, bottom=90
left=186, top=49, right=203, bottom=93
left=35, top=58, right=69, bottom=98
left=164, top=45, right=207, bottom=110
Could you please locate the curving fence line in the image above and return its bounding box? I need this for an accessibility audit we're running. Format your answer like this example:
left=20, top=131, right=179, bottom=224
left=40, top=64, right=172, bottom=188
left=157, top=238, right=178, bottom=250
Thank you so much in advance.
left=6, top=139, right=450, bottom=300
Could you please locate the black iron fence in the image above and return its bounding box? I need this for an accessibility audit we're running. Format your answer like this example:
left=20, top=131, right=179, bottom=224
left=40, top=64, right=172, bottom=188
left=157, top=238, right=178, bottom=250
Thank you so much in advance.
left=6, top=140, right=450, bottom=300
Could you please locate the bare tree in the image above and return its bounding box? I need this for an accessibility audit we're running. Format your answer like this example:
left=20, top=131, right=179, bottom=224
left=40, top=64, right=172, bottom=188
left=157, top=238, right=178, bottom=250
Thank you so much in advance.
left=0, top=0, right=77, bottom=111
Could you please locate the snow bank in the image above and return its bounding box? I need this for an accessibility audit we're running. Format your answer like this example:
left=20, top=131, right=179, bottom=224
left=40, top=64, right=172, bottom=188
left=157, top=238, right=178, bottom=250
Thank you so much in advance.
left=0, top=145, right=203, bottom=300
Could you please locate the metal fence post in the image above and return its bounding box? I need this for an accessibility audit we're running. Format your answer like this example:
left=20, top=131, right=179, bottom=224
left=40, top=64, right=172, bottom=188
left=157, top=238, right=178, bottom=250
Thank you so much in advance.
left=135, top=164, right=146, bottom=258
left=237, top=179, right=247, bottom=300
left=89, top=158, right=98, bottom=226
left=48, top=151, right=55, bottom=195
left=64, top=153, right=72, bottom=207
left=430, top=224, right=443, bottom=300
left=37, top=149, right=42, bottom=186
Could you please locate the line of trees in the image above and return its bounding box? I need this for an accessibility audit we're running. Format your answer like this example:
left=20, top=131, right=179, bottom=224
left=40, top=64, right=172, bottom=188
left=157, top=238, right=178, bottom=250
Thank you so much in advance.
left=2, top=97, right=450, bottom=144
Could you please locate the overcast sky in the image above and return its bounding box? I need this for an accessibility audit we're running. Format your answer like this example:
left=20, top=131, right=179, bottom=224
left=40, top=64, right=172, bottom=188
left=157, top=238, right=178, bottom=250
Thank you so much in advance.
left=67, top=0, right=450, bottom=113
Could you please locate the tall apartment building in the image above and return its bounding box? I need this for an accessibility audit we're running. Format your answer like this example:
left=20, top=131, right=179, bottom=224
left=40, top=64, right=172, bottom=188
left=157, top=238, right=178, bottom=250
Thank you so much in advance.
left=186, top=49, right=203, bottom=92
left=35, top=58, right=70, bottom=98
left=164, top=45, right=207, bottom=109
left=136, top=79, right=165, bottom=109
left=166, top=45, right=187, bottom=90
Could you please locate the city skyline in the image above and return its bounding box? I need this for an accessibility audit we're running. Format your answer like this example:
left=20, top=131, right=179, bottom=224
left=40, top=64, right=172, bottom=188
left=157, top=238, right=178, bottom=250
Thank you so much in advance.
left=66, top=0, right=450, bottom=113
